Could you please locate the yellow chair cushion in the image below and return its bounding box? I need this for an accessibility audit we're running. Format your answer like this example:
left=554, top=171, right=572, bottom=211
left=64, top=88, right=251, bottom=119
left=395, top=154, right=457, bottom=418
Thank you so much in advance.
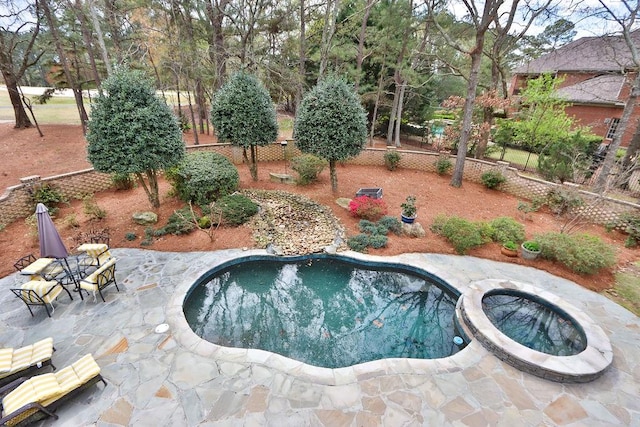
left=29, top=374, right=63, bottom=402
left=20, top=281, right=62, bottom=304
left=77, top=243, right=111, bottom=266
left=80, top=258, right=117, bottom=291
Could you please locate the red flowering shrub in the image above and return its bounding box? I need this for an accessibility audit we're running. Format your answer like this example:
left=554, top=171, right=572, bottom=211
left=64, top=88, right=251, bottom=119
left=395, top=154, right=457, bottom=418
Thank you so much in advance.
left=348, top=196, right=388, bottom=221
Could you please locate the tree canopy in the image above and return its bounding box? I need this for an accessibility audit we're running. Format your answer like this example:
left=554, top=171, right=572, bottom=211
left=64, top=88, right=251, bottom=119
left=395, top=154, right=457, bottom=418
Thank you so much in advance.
left=210, top=71, right=278, bottom=181
left=87, top=68, right=184, bottom=208
left=294, top=77, right=367, bottom=191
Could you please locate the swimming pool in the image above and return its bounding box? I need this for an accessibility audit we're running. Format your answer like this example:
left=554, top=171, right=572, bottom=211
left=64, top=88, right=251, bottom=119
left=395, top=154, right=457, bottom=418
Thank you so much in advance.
left=183, top=255, right=465, bottom=368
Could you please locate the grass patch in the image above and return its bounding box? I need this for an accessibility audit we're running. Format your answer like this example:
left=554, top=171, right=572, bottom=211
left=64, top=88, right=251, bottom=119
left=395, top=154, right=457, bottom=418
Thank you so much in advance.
left=606, top=271, right=640, bottom=316
left=487, top=146, right=539, bottom=169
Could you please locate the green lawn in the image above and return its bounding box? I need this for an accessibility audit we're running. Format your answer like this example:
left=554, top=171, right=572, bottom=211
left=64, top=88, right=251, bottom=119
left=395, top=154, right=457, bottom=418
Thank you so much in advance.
left=0, top=89, right=81, bottom=124
left=487, top=146, right=539, bottom=169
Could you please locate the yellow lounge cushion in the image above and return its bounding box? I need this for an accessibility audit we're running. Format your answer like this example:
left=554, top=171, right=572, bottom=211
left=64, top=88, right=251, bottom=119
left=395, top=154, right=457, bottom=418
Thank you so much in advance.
left=2, top=380, right=37, bottom=417
left=71, top=354, right=101, bottom=384
left=19, top=258, right=54, bottom=276
left=53, top=366, right=82, bottom=394
left=29, top=374, right=63, bottom=402
left=9, top=346, right=33, bottom=372
left=0, top=349, right=13, bottom=374
left=30, top=338, right=54, bottom=365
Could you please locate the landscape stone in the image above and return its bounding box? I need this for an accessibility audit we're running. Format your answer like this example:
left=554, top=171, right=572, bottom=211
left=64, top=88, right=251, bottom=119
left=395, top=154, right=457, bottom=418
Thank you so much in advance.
left=133, top=211, right=158, bottom=225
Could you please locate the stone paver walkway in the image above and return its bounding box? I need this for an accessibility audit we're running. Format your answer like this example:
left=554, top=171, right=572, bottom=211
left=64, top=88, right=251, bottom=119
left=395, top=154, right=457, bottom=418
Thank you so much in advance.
left=0, top=249, right=638, bottom=426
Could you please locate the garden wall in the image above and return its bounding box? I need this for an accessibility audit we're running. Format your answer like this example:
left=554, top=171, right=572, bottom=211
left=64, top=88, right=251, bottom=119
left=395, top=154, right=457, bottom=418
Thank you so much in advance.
left=1, top=142, right=637, bottom=228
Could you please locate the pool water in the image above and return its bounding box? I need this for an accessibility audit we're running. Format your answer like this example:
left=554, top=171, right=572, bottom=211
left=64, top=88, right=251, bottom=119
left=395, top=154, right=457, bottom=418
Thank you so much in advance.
left=482, top=291, right=587, bottom=356
left=184, top=256, right=463, bottom=368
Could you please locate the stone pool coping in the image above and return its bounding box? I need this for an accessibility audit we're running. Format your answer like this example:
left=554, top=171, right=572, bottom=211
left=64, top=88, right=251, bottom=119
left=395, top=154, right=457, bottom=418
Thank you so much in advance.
left=166, top=249, right=612, bottom=385
left=458, top=279, right=613, bottom=383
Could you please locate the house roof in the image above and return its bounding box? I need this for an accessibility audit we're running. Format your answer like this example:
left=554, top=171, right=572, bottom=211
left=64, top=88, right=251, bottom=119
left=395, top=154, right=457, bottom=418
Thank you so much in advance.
left=556, top=74, right=626, bottom=105
left=514, top=30, right=640, bottom=74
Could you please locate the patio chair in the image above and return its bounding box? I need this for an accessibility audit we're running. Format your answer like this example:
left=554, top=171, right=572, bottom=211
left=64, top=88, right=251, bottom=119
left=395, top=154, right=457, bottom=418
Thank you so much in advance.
left=0, top=338, right=55, bottom=388
left=0, top=353, right=106, bottom=427
left=10, top=279, right=73, bottom=318
left=76, top=243, right=112, bottom=273
left=12, top=255, right=36, bottom=273
left=78, top=258, right=119, bottom=302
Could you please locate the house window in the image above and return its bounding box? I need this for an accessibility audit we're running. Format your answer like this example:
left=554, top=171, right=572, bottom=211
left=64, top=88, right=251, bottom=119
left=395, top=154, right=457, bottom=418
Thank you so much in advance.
left=606, top=118, right=620, bottom=139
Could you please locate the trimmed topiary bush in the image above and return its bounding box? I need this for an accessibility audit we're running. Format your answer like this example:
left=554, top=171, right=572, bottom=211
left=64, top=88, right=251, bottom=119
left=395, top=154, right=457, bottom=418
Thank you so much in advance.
left=166, top=151, right=239, bottom=207
left=535, top=232, right=616, bottom=274
left=290, top=154, right=327, bottom=185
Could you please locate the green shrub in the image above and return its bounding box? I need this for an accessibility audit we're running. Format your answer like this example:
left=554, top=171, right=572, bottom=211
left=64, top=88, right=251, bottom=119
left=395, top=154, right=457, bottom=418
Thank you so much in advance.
left=435, top=157, right=452, bottom=175
left=503, top=241, right=518, bottom=251
left=111, top=172, right=135, bottom=190
left=290, top=154, right=327, bottom=185
left=166, top=151, right=239, bottom=207
left=213, top=193, right=259, bottom=226
left=348, top=234, right=370, bottom=252
left=63, top=214, right=80, bottom=228
left=430, top=215, right=489, bottom=254
left=488, top=217, right=526, bottom=244
left=348, top=196, right=388, bottom=221
left=359, top=219, right=387, bottom=235
left=615, top=211, right=640, bottom=248
left=30, top=183, right=68, bottom=215
left=384, top=150, right=401, bottom=171
left=378, top=216, right=402, bottom=235
left=125, top=232, right=137, bottom=241
left=522, top=240, right=540, bottom=251
left=155, top=207, right=196, bottom=236
left=368, top=234, right=388, bottom=249
left=481, top=170, right=506, bottom=189
left=545, top=188, right=584, bottom=216
left=82, top=194, right=107, bottom=220
left=198, top=216, right=212, bottom=228
left=535, top=232, right=616, bottom=274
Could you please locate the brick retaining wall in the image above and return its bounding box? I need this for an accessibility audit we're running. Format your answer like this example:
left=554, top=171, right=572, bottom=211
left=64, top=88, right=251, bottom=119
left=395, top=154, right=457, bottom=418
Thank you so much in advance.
left=1, top=142, right=637, bottom=228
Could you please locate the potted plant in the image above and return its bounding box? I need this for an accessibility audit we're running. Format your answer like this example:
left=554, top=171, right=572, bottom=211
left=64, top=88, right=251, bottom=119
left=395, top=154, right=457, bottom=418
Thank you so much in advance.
left=401, top=195, right=417, bottom=224
left=521, top=240, right=541, bottom=260
left=501, top=241, right=518, bottom=257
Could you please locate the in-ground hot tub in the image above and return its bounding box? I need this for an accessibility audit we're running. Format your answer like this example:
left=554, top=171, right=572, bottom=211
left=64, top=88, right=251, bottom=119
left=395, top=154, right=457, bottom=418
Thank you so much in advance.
left=458, top=280, right=613, bottom=382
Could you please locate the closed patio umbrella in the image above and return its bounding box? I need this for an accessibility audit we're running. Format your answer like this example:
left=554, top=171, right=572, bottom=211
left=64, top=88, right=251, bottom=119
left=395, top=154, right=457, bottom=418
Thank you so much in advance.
left=35, top=203, right=68, bottom=259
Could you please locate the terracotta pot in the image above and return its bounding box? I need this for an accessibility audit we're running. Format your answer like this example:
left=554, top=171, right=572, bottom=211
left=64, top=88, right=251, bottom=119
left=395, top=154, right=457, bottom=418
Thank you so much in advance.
left=501, top=246, right=518, bottom=257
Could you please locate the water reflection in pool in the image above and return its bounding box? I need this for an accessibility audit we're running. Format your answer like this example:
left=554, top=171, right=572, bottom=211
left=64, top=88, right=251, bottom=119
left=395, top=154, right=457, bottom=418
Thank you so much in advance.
left=184, top=256, right=463, bottom=368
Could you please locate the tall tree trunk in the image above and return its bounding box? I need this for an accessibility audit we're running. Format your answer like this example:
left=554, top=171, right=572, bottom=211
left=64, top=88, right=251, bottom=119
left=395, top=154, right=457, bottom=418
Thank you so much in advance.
left=73, top=0, right=102, bottom=91
left=41, top=0, right=89, bottom=134
left=355, top=0, right=374, bottom=92
left=622, top=118, right=640, bottom=170
left=451, top=45, right=485, bottom=187
left=88, top=0, right=111, bottom=75
left=386, top=82, right=401, bottom=145
left=318, top=0, right=340, bottom=80
left=206, top=0, right=229, bottom=88
left=295, top=0, right=306, bottom=112
left=394, top=80, right=407, bottom=147
left=1, top=72, right=32, bottom=128
left=369, top=61, right=386, bottom=145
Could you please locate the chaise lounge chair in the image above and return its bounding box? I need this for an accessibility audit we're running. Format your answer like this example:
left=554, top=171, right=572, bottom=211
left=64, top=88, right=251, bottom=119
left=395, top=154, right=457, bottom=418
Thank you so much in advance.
left=0, top=354, right=106, bottom=427
left=0, top=338, right=55, bottom=388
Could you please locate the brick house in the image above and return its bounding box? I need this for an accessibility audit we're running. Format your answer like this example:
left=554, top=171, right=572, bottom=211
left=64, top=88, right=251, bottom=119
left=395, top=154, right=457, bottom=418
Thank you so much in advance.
left=509, top=30, right=640, bottom=148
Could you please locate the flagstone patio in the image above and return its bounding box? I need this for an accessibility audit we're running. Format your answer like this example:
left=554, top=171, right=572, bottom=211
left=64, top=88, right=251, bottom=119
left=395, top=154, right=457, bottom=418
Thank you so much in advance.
left=0, top=249, right=638, bottom=426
